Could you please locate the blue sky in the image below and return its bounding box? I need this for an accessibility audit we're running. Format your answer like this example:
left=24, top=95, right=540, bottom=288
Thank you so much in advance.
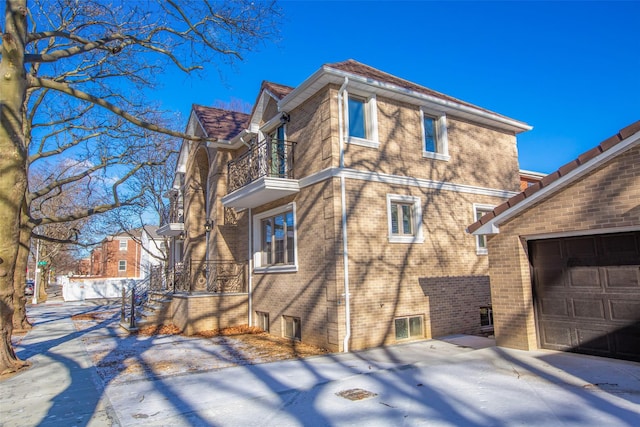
left=156, top=1, right=640, bottom=174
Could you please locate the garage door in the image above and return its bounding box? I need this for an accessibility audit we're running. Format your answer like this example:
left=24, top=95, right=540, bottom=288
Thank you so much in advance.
left=530, top=231, right=640, bottom=361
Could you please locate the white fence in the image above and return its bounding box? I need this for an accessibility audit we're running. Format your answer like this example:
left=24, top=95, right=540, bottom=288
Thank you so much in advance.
left=63, top=277, right=138, bottom=301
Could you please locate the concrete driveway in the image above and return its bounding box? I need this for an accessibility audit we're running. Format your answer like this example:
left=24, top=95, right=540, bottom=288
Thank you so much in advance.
left=2, top=299, right=639, bottom=426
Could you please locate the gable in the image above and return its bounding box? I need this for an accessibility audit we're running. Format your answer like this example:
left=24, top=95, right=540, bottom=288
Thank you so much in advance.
left=246, top=81, right=294, bottom=132
left=468, top=120, right=640, bottom=236
left=501, top=145, right=640, bottom=236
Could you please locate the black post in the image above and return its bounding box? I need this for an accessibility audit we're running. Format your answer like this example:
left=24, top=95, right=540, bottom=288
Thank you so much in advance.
left=129, top=283, right=136, bottom=329
left=121, top=286, right=126, bottom=324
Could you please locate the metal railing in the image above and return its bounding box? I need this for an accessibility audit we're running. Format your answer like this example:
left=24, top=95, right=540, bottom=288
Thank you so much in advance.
left=120, top=277, right=150, bottom=329
left=227, top=139, right=296, bottom=193
left=157, top=259, right=247, bottom=293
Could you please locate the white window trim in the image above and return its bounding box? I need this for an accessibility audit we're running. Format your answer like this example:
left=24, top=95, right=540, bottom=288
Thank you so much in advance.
left=252, top=202, right=298, bottom=273
left=421, top=109, right=450, bottom=161
left=387, top=194, right=424, bottom=244
left=473, top=203, right=494, bottom=255
left=118, top=260, right=127, bottom=271
left=119, top=239, right=128, bottom=251
left=344, top=90, right=379, bottom=148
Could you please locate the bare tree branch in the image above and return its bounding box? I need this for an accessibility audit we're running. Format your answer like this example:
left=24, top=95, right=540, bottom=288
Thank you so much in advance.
left=28, top=76, right=215, bottom=142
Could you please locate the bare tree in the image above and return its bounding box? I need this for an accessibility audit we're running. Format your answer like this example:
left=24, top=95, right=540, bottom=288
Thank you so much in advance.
left=102, top=129, right=180, bottom=270
left=0, top=0, right=280, bottom=373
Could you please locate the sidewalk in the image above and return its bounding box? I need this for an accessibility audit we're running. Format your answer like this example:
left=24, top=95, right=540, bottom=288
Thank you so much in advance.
left=2, top=302, right=117, bottom=426
left=2, top=298, right=640, bottom=426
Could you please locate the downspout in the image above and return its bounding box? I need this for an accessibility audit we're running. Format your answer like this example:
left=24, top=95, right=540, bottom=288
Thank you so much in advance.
left=248, top=208, right=253, bottom=326
left=337, top=77, right=351, bottom=352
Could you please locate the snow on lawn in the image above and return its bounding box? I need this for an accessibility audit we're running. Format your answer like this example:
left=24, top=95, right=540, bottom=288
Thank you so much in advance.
left=72, top=308, right=328, bottom=385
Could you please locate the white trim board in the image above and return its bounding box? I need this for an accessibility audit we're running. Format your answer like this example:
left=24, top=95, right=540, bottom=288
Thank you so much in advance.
left=299, top=167, right=517, bottom=199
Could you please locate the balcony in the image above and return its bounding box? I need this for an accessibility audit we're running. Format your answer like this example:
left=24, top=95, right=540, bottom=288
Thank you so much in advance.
left=157, top=195, right=184, bottom=237
left=222, top=139, right=299, bottom=209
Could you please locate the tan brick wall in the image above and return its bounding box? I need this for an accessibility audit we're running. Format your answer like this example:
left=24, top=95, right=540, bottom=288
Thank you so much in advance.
left=342, top=93, right=521, bottom=192
left=171, top=293, right=248, bottom=335
left=184, top=83, right=521, bottom=352
left=247, top=85, right=518, bottom=350
left=250, top=180, right=343, bottom=351
left=342, top=178, right=501, bottom=349
left=488, top=145, right=640, bottom=350
left=183, top=144, right=210, bottom=282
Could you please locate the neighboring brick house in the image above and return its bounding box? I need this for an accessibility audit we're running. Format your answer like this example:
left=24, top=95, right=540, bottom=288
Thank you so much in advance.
left=468, top=120, right=640, bottom=362
left=159, top=60, right=531, bottom=351
left=89, top=231, right=143, bottom=278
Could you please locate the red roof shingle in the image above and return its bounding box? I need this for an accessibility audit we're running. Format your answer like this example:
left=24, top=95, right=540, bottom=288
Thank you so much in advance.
left=262, top=81, right=294, bottom=100
left=192, top=105, right=250, bottom=140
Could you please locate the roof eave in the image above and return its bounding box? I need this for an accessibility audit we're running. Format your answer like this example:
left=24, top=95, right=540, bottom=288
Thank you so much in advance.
left=472, top=127, right=640, bottom=236
left=279, top=66, right=532, bottom=134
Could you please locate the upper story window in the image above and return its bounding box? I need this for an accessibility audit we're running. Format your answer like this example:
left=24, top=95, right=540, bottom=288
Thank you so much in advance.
left=119, top=239, right=127, bottom=251
left=348, top=96, right=367, bottom=139
left=421, top=110, right=450, bottom=161
left=345, top=92, right=378, bottom=148
left=387, top=194, right=424, bottom=244
left=473, top=204, right=494, bottom=255
left=253, top=203, right=298, bottom=273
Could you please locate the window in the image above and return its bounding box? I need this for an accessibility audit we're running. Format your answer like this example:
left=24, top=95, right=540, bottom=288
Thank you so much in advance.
left=119, top=239, right=127, bottom=250
left=480, top=306, right=493, bottom=328
left=256, top=311, right=269, bottom=332
left=387, top=194, right=424, bottom=243
left=473, top=204, right=494, bottom=255
left=345, top=92, right=378, bottom=147
left=395, top=316, right=423, bottom=340
left=283, top=316, right=301, bottom=340
left=253, top=203, right=297, bottom=272
left=421, top=110, right=449, bottom=161
left=348, top=96, right=367, bottom=139
left=391, top=202, right=414, bottom=236
left=118, top=260, right=127, bottom=271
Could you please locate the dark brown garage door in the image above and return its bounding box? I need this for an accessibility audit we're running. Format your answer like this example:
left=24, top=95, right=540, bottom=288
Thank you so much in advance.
left=530, top=231, right=640, bottom=361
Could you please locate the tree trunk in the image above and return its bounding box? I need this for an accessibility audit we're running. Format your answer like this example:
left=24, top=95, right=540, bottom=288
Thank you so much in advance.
left=0, top=0, right=29, bottom=374
left=37, top=263, right=48, bottom=303
left=12, top=211, right=32, bottom=331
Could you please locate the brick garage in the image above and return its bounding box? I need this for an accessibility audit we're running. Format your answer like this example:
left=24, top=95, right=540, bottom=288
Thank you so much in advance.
left=469, top=121, right=640, bottom=361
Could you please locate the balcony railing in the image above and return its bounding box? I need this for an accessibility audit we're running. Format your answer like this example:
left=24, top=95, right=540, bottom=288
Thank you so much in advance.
left=227, top=139, right=296, bottom=193
left=163, top=259, right=247, bottom=293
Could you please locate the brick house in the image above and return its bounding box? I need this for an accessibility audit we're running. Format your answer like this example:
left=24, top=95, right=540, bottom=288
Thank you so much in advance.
left=468, top=120, right=640, bottom=362
left=89, top=230, right=143, bottom=278
left=158, top=60, right=531, bottom=351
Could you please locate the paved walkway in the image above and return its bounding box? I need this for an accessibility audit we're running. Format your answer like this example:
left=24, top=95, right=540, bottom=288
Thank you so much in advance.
left=2, top=297, right=640, bottom=426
